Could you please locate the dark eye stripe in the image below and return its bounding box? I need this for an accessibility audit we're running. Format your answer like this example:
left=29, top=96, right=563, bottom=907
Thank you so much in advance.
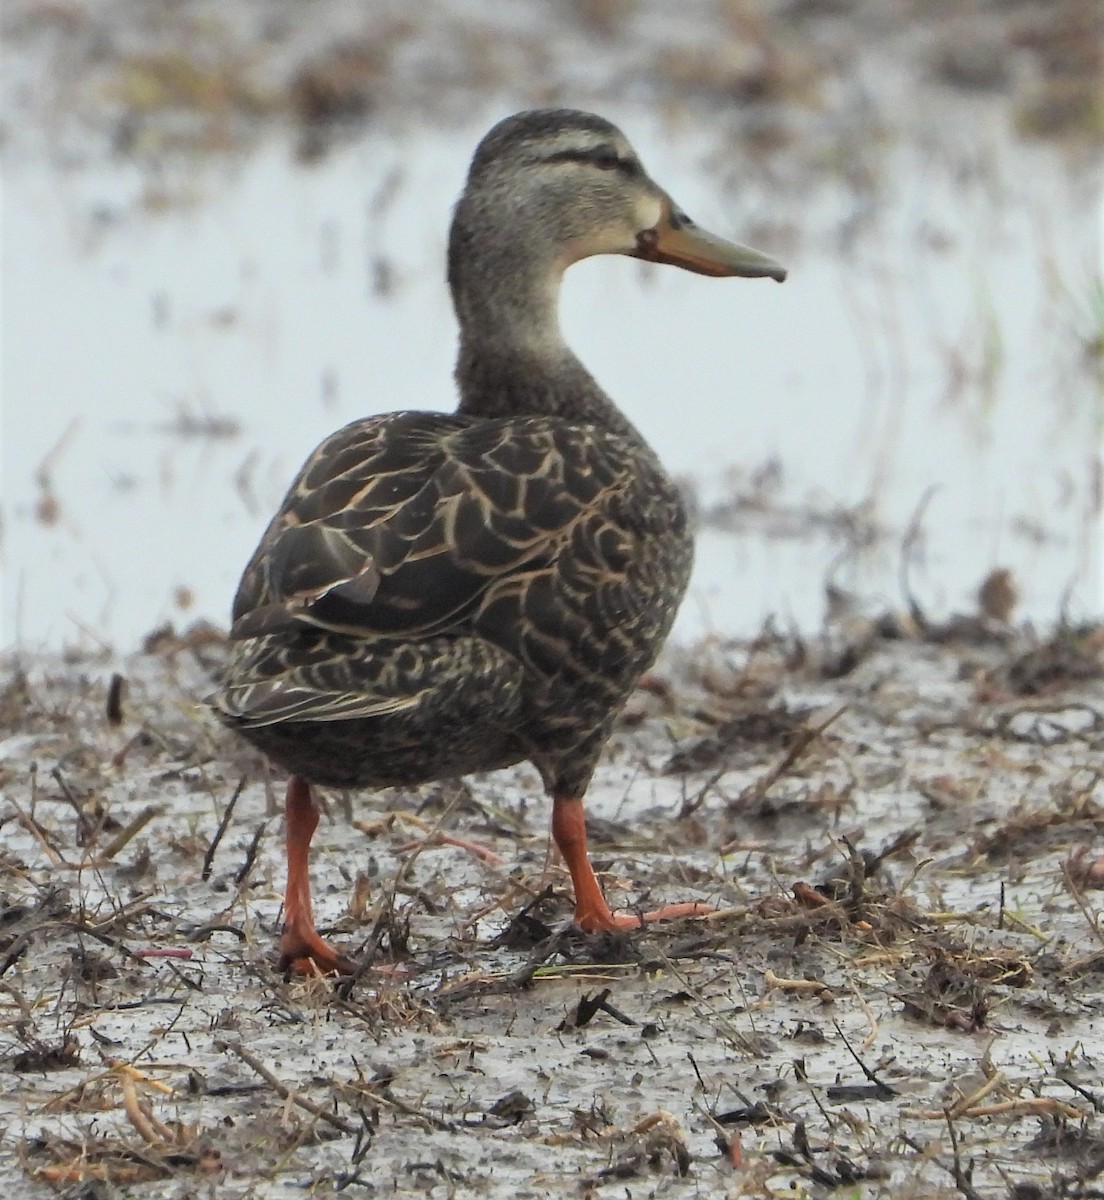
left=538, top=147, right=639, bottom=175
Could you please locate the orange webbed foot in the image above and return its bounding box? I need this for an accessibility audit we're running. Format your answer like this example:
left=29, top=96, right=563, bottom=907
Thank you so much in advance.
left=278, top=925, right=358, bottom=977
left=575, top=900, right=713, bottom=934
left=279, top=774, right=358, bottom=976
left=552, top=793, right=712, bottom=937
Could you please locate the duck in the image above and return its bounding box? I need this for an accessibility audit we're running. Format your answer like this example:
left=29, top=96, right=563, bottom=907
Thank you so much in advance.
left=211, top=108, right=786, bottom=975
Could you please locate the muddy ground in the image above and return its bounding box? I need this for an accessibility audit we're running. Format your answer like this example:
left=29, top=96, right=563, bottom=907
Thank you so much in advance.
left=2, top=613, right=1104, bottom=1198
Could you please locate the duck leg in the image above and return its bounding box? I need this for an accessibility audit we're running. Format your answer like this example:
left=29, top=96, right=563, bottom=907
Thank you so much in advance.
left=551, top=794, right=712, bottom=932
left=279, top=775, right=357, bottom=975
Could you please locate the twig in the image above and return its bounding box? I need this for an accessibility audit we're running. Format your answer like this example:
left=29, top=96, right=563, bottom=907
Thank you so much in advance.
left=899, top=484, right=940, bottom=631
left=50, top=767, right=85, bottom=816
left=233, top=821, right=267, bottom=887
left=118, top=1070, right=173, bottom=1144
left=78, top=893, right=154, bottom=935
left=852, top=987, right=879, bottom=1051
left=831, top=1018, right=895, bottom=1097
left=337, top=785, right=471, bottom=978
left=343, top=1055, right=459, bottom=1132
left=106, top=673, right=126, bottom=725
left=217, top=1040, right=356, bottom=1135
left=943, top=1110, right=983, bottom=1200
left=202, top=778, right=247, bottom=882
left=7, top=797, right=69, bottom=866
left=678, top=761, right=732, bottom=819
left=947, top=1070, right=1005, bottom=1119
left=1061, top=862, right=1104, bottom=948
left=647, top=946, right=758, bottom=1055
left=763, top=969, right=828, bottom=993
left=0, top=932, right=33, bottom=979
left=66, top=920, right=155, bottom=969
left=903, top=1097, right=1086, bottom=1121
left=341, top=1081, right=459, bottom=1133
left=101, top=806, right=163, bottom=860
left=838, top=833, right=867, bottom=917
left=392, top=829, right=505, bottom=866
left=692, top=1097, right=741, bottom=1167
left=686, top=1052, right=708, bottom=1092
left=729, top=706, right=847, bottom=813
left=1058, top=1073, right=1104, bottom=1114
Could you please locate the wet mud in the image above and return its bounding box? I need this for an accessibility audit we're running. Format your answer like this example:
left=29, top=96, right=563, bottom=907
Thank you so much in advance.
left=2, top=614, right=1103, bottom=1196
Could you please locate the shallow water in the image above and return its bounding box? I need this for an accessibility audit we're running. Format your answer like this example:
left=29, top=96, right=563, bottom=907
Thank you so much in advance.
left=4, top=100, right=1099, bottom=651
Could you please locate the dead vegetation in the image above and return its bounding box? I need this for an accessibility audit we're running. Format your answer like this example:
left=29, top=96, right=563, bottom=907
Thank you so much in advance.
left=5, top=0, right=1101, bottom=167
left=2, top=612, right=1103, bottom=1196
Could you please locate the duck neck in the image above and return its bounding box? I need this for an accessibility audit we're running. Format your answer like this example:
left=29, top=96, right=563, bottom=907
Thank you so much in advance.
left=450, top=243, right=640, bottom=440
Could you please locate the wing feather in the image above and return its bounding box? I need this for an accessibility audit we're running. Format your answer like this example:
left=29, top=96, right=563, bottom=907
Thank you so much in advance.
left=229, top=409, right=669, bottom=657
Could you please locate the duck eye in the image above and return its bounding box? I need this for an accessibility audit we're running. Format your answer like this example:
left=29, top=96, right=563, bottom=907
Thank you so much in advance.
left=592, top=149, right=629, bottom=172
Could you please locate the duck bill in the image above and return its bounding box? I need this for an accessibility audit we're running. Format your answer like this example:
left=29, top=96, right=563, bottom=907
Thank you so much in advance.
left=632, top=197, right=787, bottom=282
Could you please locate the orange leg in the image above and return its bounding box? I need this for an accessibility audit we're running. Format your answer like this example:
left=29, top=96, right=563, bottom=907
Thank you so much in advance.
left=551, top=794, right=712, bottom=933
left=279, top=776, right=356, bottom=975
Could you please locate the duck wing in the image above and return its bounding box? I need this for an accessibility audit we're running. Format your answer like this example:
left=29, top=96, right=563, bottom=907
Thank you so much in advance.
left=229, top=410, right=608, bottom=645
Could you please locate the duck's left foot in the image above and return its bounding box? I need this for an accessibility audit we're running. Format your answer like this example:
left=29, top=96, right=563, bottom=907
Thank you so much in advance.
left=577, top=900, right=713, bottom=934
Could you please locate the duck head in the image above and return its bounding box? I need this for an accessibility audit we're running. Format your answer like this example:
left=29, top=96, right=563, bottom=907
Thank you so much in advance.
left=448, top=108, right=786, bottom=305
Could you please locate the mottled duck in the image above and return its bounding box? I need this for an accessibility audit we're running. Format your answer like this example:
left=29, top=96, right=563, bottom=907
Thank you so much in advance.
left=212, top=108, right=786, bottom=974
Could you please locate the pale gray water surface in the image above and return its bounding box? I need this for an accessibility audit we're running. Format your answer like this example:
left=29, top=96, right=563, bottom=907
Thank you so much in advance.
left=3, top=102, right=1100, bottom=650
